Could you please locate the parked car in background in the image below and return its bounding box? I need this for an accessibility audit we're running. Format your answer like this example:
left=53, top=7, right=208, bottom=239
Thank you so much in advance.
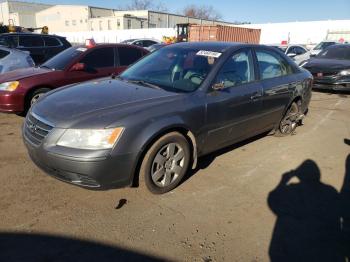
left=0, top=33, right=71, bottom=64
left=310, top=41, right=337, bottom=57
left=121, top=38, right=160, bottom=48
left=0, top=42, right=148, bottom=113
left=146, top=43, right=167, bottom=52
left=272, top=44, right=310, bottom=65
left=302, top=44, right=350, bottom=91
left=0, top=46, right=35, bottom=73
left=23, top=42, right=312, bottom=194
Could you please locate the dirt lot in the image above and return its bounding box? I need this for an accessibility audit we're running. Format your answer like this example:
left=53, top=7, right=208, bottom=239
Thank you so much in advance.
left=0, top=91, right=349, bottom=261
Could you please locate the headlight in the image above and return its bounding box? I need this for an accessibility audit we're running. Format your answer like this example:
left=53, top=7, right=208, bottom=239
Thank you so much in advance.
left=0, top=81, right=19, bottom=91
left=339, top=69, right=350, bottom=76
left=57, top=127, right=124, bottom=150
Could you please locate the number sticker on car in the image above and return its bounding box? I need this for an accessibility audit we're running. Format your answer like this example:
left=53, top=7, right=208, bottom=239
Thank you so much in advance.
left=196, top=50, right=222, bottom=58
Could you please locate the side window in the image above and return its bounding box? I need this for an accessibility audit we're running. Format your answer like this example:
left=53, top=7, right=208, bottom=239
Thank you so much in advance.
left=256, top=50, right=293, bottom=80
left=295, top=46, right=306, bottom=55
left=0, top=49, right=10, bottom=59
left=80, top=47, right=114, bottom=68
left=286, top=47, right=295, bottom=54
left=19, top=36, right=44, bottom=47
left=215, top=50, right=254, bottom=88
left=118, top=47, right=142, bottom=66
left=133, top=41, right=143, bottom=47
left=44, top=37, right=61, bottom=47
left=144, top=40, right=156, bottom=47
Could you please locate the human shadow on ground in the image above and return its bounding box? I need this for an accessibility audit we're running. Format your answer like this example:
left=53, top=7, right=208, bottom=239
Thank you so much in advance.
left=268, top=159, right=345, bottom=262
left=0, top=232, right=166, bottom=262
left=268, top=139, right=350, bottom=262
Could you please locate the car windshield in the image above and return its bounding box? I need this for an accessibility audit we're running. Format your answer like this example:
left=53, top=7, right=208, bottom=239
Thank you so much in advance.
left=314, top=42, right=336, bottom=50
left=316, top=46, right=350, bottom=60
left=119, top=46, right=221, bottom=92
left=40, top=46, right=85, bottom=70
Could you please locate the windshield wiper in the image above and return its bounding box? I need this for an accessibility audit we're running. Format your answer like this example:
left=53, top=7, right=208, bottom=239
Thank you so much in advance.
left=126, top=79, right=162, bottom=90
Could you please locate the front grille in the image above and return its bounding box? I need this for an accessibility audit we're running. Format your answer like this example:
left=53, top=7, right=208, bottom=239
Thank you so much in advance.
left=24, top=113, right=53, bottom=146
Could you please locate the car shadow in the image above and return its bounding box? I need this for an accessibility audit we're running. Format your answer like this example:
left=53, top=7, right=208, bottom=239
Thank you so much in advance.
left=182, top=132, right=269, bottom=184
left=267, top=139, right=350, bottom=262
left=0, top=232, right=166, bottom=262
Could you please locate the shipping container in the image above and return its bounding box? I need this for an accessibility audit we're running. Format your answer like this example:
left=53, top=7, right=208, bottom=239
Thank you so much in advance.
left=188, top=25, right=261, bottom=44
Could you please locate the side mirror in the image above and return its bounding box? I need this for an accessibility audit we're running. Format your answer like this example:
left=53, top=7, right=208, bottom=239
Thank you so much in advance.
left=212, top=82, right=225, bottom=91
left=70, top=63, right=86, bottom=72
left=287, top=53, right=297, bottom=58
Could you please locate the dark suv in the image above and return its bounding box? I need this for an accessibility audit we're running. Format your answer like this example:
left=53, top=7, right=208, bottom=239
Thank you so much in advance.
left=0, top=33, right=71, bottom=64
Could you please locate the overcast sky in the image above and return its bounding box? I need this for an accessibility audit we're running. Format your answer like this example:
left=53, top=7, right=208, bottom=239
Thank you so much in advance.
left=31, top=0, right=350, bottom=23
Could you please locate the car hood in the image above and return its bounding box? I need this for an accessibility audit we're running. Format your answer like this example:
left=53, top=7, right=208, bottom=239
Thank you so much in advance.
left=32, top=78, right=182, bottom=129
left=0, top=67, right=50, bottom=82
left=304, top=58, right=350, bottom=73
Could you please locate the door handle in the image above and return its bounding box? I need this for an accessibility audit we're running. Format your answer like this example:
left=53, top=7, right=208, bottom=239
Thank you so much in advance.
left=250, top=92, right=262, bottom=100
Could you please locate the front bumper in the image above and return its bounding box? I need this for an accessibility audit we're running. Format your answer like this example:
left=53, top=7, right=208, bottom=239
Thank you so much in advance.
left=0, top=90, right=25, bottom=113
left=23, top=125, right=137, bottom=190
left=313, top=75, right=350, bottom=91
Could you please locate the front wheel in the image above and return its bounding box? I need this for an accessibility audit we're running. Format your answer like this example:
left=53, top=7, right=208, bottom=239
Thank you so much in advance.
left=140, top=132, right=191, bottom=194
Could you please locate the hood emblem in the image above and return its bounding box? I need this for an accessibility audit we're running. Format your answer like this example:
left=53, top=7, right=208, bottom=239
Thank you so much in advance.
left=28, top=123, right=37, bottom=133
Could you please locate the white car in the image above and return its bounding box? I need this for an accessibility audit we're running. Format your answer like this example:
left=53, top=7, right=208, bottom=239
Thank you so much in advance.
left=0, top=46, right=35, bottom=73
left=310, top=41, right=337, bottom=57
left=121, top=38, right=160, bottom=48
left=273, top=45, right=310, bottom=65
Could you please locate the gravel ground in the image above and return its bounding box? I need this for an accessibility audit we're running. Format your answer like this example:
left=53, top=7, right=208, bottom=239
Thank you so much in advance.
left=0, top=91, right=349, bottom=262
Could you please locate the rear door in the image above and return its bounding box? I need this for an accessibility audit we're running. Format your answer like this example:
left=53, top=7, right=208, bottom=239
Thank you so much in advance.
left=204, top=48, right=264, bottom=153
left=17, top=35, right=45, bottom=64
left=116, top=46, right=144, bottom=73
left=43, top=36, right=64, bottom=61
left=254, top=48, right=296, bottom=128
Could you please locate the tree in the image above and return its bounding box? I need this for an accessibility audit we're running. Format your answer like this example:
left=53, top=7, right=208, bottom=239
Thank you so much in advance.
left=182, top=5, right=222, bottom=20
left=125, top=0, right=168, bottom=11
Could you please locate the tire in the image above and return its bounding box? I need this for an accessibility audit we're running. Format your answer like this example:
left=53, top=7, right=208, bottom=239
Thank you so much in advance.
left=275, top=102, right=300, bottom=137
left=25, top=88, right=51, bottom=114
left=140, top=132, right=191, bottom=194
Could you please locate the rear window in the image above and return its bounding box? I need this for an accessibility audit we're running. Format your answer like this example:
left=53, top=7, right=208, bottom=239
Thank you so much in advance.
left=19, top=36, right=44, bottom=47
left=44, top=37, right=61, bottom=47
left=0, top=49, right=10, bottom=59
left=118, top=47, right=142, bottom=66
left=317, top=46, right=350, bottom=60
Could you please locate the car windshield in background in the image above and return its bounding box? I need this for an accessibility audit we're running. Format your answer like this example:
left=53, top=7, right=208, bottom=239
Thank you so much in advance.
left=120, top=47, right=220, bottom=92
left=317, top=46, right=350, bottom=60
left=314, top=42, right=336, bottom=50
left=40, top=46, right=85, bottom=70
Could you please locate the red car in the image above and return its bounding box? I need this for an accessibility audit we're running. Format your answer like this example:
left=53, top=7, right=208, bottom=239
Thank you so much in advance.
left=0, top=41, right=148, bottom=114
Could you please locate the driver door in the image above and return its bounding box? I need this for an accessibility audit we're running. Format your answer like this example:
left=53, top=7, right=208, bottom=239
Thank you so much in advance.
left=203, top=49, right=264, bottom=154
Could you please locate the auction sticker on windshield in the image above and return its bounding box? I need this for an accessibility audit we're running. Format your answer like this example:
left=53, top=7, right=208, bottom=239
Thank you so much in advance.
left=196, top=50, right=222, bottom=58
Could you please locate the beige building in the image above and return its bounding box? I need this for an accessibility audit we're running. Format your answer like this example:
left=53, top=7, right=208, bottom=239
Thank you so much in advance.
left=36, top=5, right=117, bottom=32
left=88, top=10, right=235, bottom=31
left=1, top=1, right=238, bottom=32
left=0, top=0, right=51, bottom=28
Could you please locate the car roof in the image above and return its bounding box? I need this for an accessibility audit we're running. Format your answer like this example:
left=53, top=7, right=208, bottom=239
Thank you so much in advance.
left=74, top=43, right=148, bottom=51
left=168, top=41, right=252, bottom=53
left=0, top=33, right=65, bottom=38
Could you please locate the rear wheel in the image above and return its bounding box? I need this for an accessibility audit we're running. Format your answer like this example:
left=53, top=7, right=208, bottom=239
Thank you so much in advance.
left=140, top=132, right=191, bottom=194
left=276, top=102, right=300, bottom=136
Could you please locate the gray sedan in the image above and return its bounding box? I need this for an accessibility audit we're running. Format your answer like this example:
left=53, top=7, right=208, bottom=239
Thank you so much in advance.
left=0, top=46, right=35, bottom=73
